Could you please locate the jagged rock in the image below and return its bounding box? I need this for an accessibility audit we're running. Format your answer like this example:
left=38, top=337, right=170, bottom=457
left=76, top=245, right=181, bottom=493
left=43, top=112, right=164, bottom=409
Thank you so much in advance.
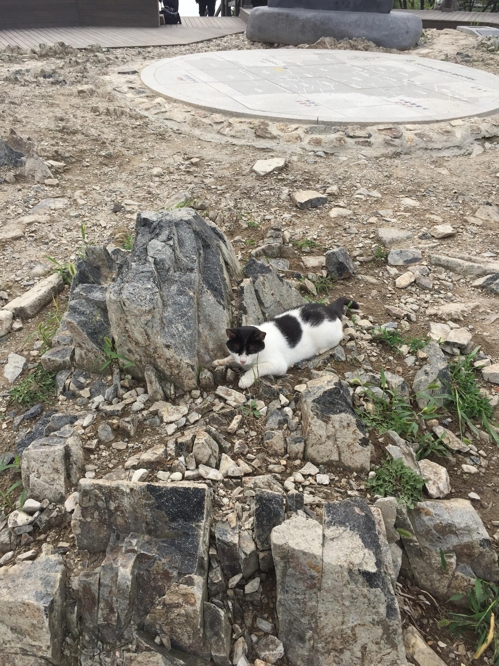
left=3, top=352, right=27, bottom=383
left=242, top=258, right=305, bottom=320
left=400, top=499, right=499, bottom=601
left=374, top=497, right=399, bottom=543
left=252, top=158, right=286, bottom=176
left=0, top=527, right=17, bottom=555
left=429, top=224, right=455, bottom=239
left=300, top=374, right=370, bottom=471
left=24, top=154, right=53, bottom=182
left=0, top=138, right=24, bottom=168
left=65, top=284, right=110, bottom=372
left=73, top=480, right=212, bottom=558
left=418, top=459, right=451, bottom=498
left=412, top=342, right=451, bottom=409
left=204, top=602, right=231, bottom=666
left=21, top=430, right=84, bottom=503
left=239, top=529, right=258, bottom=578
left=40, top=345, right=74, bottom=372
left=254, top=490, right=285, bottom=551
left=432, top=426, right=469, bottom=453
left=264, top=431, right=286, bottom=457
left=426, top=300, right=480, bottom=320
left=290, top=190, right=327, bottom=209
left=193, top=430, right=219, bottom=468
left=388, top=249, right=422, bottom=266
left=0, top=554, right=65, bottom=664
left=255, top=635, right=285, bottom=664
left=2, top=273, right=63, bottom=320
left=325, top=248, right=356, bottom=280
left=482, top=362, right=499, bottom=384
left=472, top=273, right=499, bottom=294
left=404, top=625, right=447, bottom=666
left=383, top=371, right=410, bottom=399
left=446, top=327, right=472, bottom=350
left=0, top=310, right=13, bottom=337
left=377, top=228, right=415, bottom=247
left=272, top=499, right=407, bottom=666
left=385, top=431, right=420, bottom=474
left=395, top=271, right=415, bottom=289
left=215, top=521, right=240, bottom=578
left=107, top=210, right=240, bottom=391
left=144, top=365, right=165, bottom=401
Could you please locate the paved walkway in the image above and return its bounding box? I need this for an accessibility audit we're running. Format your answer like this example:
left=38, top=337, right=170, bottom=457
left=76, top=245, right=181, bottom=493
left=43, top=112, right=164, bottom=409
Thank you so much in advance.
left=141, top=48, right=499, bottom=124
left=402, top=8, right=499, bottom=28
left=0, top=17, right=246, bottom=50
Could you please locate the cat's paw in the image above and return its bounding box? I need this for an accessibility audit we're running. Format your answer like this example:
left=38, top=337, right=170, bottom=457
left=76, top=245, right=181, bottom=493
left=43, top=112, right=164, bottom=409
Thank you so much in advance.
left=212, top=358, right=224, bottom=367
left=238, top=372, right=255, bottom=389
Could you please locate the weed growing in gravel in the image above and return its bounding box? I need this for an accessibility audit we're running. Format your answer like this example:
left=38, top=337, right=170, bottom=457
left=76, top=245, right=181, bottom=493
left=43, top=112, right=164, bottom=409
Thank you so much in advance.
left=447, top=347, right=499, bottom=446
left=46, top=256, right=76, bottom=285
left=367, top=457, right=426, bottom=508
left=292, top=238, right=321, bottom=251
left=23, top=299, right=61, bottom=354
left=241, top=399, right=261, bottom=419
left=0, top=454, right=26, bottom=512
left=439, top=579, right=499, bottom=663
left=372, top=327, right=427, bottom=353
left=9, top=365, right=56, bottom=407
left=358, top=371, right=447, bottom=460
left=372, top=244, right=389, bottom=262
left=100, top=337, right=134, bottom=372
left=122, top=233, right=134, bottom=251
left=314, top=275, right=335, bottom=296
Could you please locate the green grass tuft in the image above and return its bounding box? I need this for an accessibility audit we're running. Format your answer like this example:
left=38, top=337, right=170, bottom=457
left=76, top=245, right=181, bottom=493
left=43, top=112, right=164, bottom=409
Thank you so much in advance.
left=367, top=457, right=427, bottom=508
left=9, top=365, right=57, bottom=408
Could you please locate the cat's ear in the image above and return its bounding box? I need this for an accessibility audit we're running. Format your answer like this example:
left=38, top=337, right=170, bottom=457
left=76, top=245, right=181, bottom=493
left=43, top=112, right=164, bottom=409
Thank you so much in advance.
left=253, top=330, right=267, bottom=342
left=226, top=329, right=237, bottom=340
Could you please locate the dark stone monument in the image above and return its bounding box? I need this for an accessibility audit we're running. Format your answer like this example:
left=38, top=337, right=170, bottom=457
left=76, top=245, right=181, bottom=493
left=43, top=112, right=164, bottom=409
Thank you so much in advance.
left=246, top=0, right=423, bottom=50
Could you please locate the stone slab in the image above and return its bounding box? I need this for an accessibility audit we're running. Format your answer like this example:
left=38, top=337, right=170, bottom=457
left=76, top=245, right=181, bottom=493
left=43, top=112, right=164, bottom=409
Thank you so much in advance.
left=142, top=48, right=499, bottom=124
left=269, top=0, right=392, bottom=10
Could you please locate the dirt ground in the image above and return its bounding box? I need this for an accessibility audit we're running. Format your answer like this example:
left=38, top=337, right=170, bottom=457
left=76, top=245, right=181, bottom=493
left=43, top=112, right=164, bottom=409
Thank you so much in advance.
left=1, top=26, right=499, bottom=666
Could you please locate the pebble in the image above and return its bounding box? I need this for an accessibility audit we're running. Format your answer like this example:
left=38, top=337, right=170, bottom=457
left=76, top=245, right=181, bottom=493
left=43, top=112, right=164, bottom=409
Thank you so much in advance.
left=8, top=510, right=33, bottom=529
left=198, top=465, right=223, bottom=481
left=461, top=464, right=479, bottom=475
left=468, top=492, right=481, bottom=501
left=131, top=468, right=148, bottom=482
left=395, top=271, right=416, bottom=289
left=316, top=474, right=330, bottom=485
left=17, top=549, right=37, bottom=562
left=22, top=499, right=42, bottom=515
left=64, top=492, right=79, bottom=513
left=4, top=353, right=27, bottom=383
left=169, top=472, right=183, bottom=482
left=112, top=441, right=127, bottom=450
left=291, top=190, right=327, bottom=209
left=299, top=462, right=319, bottom=476
left=0, top=551, right=14, bottom=566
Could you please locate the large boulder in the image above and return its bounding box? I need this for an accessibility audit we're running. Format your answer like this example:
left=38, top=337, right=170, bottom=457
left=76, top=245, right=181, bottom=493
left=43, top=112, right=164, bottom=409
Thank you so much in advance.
left=271, top=498, right=407, bottom=666
left=0, top=554, right=66, bottom=665
left=107, top=209, right=240, bottom=391
left=399, top=499, right=499, bottom=601
left=300, top=373, right=370, bottom=471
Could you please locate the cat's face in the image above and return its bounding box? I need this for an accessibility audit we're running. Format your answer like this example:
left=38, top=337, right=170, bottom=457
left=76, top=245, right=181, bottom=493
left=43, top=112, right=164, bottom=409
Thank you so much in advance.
left=226, top=327, right=266, bottom=367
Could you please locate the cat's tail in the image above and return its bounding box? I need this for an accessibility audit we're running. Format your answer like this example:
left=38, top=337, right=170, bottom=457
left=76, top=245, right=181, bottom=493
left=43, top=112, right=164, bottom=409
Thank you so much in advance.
left=328, top=297, right=359, bottom=319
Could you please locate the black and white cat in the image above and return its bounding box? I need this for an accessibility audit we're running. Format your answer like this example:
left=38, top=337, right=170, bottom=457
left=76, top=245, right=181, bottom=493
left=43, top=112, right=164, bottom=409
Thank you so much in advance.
left=214, top=297, right=359, bottom=389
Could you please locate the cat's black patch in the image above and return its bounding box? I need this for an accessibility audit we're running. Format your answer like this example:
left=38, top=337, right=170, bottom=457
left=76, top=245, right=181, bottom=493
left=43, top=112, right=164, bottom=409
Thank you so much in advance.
left=273, top=314, right=302, bottom=348
left=226, top=326, right=266, bottom=356
left=300, top=303, right=330, bottom=327
left=328, top=297, right=359, bottom=320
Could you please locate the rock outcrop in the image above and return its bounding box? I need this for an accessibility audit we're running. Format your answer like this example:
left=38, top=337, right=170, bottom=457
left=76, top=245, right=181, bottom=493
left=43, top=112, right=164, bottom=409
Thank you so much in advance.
left=107, top=209, right=240, bottom=391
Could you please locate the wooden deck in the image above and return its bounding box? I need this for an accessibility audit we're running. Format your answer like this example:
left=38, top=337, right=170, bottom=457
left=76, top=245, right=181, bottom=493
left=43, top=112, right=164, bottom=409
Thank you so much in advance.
left=400, top=8, right=499, bottom=28
left=0, top=17, right=246, bottom=49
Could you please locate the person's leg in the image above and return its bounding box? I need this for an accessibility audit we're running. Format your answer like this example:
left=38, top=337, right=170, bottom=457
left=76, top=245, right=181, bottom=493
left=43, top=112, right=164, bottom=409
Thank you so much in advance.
left=207, top=0, right=216, bottom=15
left=198, top=0, right=207, bottom=14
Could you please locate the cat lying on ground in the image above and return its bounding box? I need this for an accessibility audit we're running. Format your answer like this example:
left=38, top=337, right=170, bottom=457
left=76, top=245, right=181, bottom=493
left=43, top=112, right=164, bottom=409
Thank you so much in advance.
left=213, top=296, right=359, bottom=389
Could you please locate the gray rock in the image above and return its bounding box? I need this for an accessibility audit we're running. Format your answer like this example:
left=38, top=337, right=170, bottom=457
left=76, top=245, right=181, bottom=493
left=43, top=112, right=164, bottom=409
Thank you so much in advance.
left=271, top=499, right=406, bottom=666
left=0, top=554, right=65, bottom=664
left=243, top=258, right=305, bottom=320
left=483, top=362, right=499, bottom=384
left=290, top=190, right=327, bottom=209
left=404, top=625, right=447, bottom=666
left=472, top=273, right=499, bottom=294
left=388, top=249, right=422, bottom=266
left=264, top=430, right=286, bottom=457
left=2, top=273, right=63, bottom=320
left=246, top=6, right=422, bottom=50
left=107, top=209, right=240, bottom=391
left=412, top=342, right=451, bottom=409
left=271, top=0, right=391, bottom=10
left=3, top=352, right=27, bottom=383
left=199, top=368, right=215, bottom=389
left=215, top=521, right=241, bottom=578
left=98, top=422, right=114, bottom=443
left=252, top=158, right=286, bottom=176
left=24, top=154, right=53, bottom=182
left=325, top=247, right=356, bottom=280
left=193, top=430, right=219, bottom=468
left=418, top=459, right=451, bottom=498
left=255, top=635, right=285, bottom=664
left=65, top=284, right=110, bottom=372
left=429, top=224, right=455, bottom=239
left=432, top=425, right=469, bottom=453
left=300, top=374, right=370, bottom=471
left=374, top=497, right=399, bottom=543
left=378, top=228, right=414, bottom=247
left=401, top=499, right=499, bottom=601
left=144, top=365, right=165, bottom=401
left=385, top=431, right=420, bottom=474
left=73, top=479, right=212, bottom=559
left=204, top=602, right=231, bottom=666
left=0, top=139, right=24, bottom=168
left=0, top=527, right=17, bottom=555
left=430, top=254, right=499, bottom=278
left=383, top=371, right=410, bottom=399
left=239, top=529, right=259, bottom=579
left=40, top=345, right=74, bottom=372
left=21, top=431, right=84, bottom=503
left=0, top=310, right=13, bottom=337
left=254, top=490, right=285, bottom=551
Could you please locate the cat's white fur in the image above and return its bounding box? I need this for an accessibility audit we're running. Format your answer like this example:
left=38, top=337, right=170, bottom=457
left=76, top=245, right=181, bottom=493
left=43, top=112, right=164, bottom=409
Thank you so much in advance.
left=214, top=307, right=344, bottom=389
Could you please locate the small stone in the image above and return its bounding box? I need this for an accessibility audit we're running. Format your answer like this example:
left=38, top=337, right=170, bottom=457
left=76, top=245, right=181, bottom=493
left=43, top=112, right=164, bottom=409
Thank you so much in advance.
left=229, top=573, right=243, bottom=589
left=462, top=464, right=479, bottom=474
left=0, top=551, right=14, bottom=566
left=418, top=459, right=451, bottom=498
left=433, top=426, right=469, bottom=453
left=64, top=492, right=79, bottom=513
left=325, top=248, right=356, bottom=280
left=131, top=468, right=148, bottom=483
left=252, top=158, right=286, bottom=176
left=16, top=549, right=37, bottom=561
left=377, top=228, right=414, bottom=247
left=291, top=190, right=327, bottom=209
left=216, top=386, right=247, bottom=404
left=446, top=328, right=472, bottom=350
left=8, top=510, right=33, bottom=529
left=256, top=618, right=275, bottom=634
left=387, top=249, right=422, bottom=266
left=482, top=363, right=499, bottom=384
left=430, top=224, right=455, bottom=239
left=97, top=422, right=114, bottom=443
left=299, top=462, right=319, bottom=476
left=111, top=441, right=127, bottom=451
left=255, top=635, right=285, bottom=664
left=0, top=310, right=13, bottom=337
left=198, top=465, right=223, bottom=481
left=4, top=353, right=27, bottom=383
left=468, top=492, right=481, bottom=501
left=395, top=271, right=416, bottom=289
left=316, top=474, right=330, bottom=485
left=329, top=207, right=353, bottom=218
left=169, top=472, right=183, bottom=481
left=245, top=577, right=261, bottom=594
left=401, top=197, right=420, bottom=207
left=158, top=403, right=189, bottom=423
left=22, top=499, right=42, bottom=515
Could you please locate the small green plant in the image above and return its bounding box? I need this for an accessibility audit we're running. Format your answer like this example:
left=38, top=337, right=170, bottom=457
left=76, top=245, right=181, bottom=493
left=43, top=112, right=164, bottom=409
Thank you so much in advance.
left=122, top=233, right=134, bottom=251
left=22, top=299, right=61, bottom=353
left=241, top=399, right=261, bottom=419
left=292, top=238, right=321, bottom=251
left=304, top=295, right=328, bottom=304
left=372, top=327, right=427, bottom=354
left=314, top=275, right=335, bottom=296
left=439, top=579, right=499, bottom=663
left=174, top=198, right=195, bottom=209
left=244, top=239, right=256, bottom=246
left=0, top=454, right=26, bottom=512
left=416, top=433, right=449, bottom=460
left=8, top=365, right=57, bottom=407
left=447, top=347, right=499, bottom=446
left=373, top=244, right=389, bottom=262
left=367, top=457, right=426, bottom=508
left=99, top=337, right=134, bottom=372
left=46, top=255, right=76, bottom=285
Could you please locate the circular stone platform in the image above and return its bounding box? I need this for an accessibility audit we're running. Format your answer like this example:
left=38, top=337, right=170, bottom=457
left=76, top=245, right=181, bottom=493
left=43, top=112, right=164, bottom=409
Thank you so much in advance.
left=141, top=49, right=499, bottom=124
